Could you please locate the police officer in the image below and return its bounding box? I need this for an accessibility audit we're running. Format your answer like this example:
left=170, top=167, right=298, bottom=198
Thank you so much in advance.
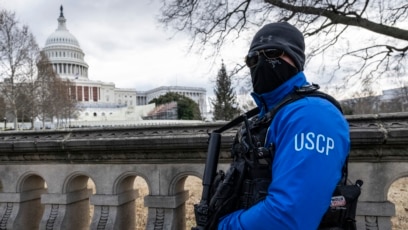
left=217, top=22, right=350, bottom=229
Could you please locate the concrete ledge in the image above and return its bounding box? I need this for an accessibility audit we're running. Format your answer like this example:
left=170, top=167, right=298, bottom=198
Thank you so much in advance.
left=41, top=189, right=92, bottom=204
left=0, top=189, right=46, bottom=202
left=0, top=193, right=21, bottom=202
left=90, top=190, right=138, bottom=206
left=144, top=191, right=189, bottom=208
left=356, top=201, right=395, bottom=216
left=1, top=116, right=408, bottom=163
left=20, top=188, right=47, bottom=202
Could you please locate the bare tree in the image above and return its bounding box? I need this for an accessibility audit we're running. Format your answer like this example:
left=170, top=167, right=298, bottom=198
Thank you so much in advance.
left=35, top=52, right=58, bottom=128
left=388, top=76, right=408, bottom=112
left=0, top=96, right=5, bottom=126
left=159, top=1, right=408, bottom=91
left=0, top=9, right=40, bottom=129
left=378, top=86, right=408, bottom=113
left=18, top=36, right=41, bottom=129
left=341, top=86, right=380, bottom=114
left=50, top=77, right=78, bottom=128
left=35, top=52, right=79, bottom=129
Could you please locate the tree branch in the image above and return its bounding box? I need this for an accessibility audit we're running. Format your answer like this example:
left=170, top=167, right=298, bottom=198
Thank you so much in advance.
left=264, top=0, right=408, bottom=41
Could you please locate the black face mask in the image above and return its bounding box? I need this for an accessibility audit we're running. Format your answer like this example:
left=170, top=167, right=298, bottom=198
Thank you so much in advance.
left=250, top=56, right=298, bottom=94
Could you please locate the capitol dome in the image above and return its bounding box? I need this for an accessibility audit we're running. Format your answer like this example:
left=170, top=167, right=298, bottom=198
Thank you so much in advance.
left=42, top=6, right=89, bottom=80
left=45, top=27, right=80, bottom=48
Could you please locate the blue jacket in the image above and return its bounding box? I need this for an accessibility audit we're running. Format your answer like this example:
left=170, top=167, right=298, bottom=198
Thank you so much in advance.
left=218, top=72, right=350, bottom=229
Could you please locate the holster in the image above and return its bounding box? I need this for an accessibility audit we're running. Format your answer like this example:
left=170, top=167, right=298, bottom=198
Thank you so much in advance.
left=318, top=181, right=362, bottom=230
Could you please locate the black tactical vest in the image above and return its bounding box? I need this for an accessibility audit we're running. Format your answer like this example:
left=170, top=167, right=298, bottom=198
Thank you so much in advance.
left=231, top=84, right=344, bottom=208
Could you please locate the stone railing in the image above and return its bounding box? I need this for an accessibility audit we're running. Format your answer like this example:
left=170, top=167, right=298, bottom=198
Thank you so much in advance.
left=0, top=112, right=407, bottom=229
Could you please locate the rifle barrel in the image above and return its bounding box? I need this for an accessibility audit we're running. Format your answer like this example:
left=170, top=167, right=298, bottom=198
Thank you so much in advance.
left=201, top=132, right=221, bottom=201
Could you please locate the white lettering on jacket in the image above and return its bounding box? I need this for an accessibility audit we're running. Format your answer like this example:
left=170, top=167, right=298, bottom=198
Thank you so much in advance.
left=294, top=132, right=334, bottom=155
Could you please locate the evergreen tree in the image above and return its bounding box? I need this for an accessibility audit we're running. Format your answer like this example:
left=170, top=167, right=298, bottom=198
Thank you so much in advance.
left=212, top=61, right=240, bottom=121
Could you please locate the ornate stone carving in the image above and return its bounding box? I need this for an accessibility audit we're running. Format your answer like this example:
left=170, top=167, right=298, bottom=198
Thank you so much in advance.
left=0, top=203, right=13, bottom=230
left=96, top=206, right=109, bottom=229
left=154, top=208, right=165, bottom=230
left=46, top=204, right=59, bottom=230
left=365, top=215, right=379, bottom=230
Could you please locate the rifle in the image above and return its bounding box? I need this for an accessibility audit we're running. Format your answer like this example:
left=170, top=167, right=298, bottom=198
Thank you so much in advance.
left=192, top=109, right=259, bottom=230
left=192, top=131, right=221, bottom=230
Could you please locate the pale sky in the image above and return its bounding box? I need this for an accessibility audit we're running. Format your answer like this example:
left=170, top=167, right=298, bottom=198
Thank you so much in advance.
left=1, top=0, right=406, bottom=101
left=0, top=0, right=249, bottom=96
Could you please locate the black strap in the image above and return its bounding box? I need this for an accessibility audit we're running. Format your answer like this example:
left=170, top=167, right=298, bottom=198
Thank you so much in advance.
left=214, top=84, right=343, bottom=134
left=214, top=107, right=259, bottom=133
left=261, top=84, right=343, bottom=123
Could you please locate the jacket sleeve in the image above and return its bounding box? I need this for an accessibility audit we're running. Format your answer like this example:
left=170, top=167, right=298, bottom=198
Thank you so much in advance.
left=218, top=97, right=350, bottom=230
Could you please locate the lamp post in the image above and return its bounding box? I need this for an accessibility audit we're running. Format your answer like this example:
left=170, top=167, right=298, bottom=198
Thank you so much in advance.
left=3, top=117, right=6, bottom=130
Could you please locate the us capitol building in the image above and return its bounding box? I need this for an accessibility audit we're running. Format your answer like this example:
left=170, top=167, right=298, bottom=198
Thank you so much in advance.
left=41, top=6, right=207, bottom=127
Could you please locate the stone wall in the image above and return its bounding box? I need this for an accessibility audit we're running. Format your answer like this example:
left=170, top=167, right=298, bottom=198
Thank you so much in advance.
left=0, top=113, right=407, bottom=229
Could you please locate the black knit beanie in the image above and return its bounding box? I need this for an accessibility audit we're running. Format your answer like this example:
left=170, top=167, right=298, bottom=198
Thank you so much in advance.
left=249, top=22, right=305, bottom=71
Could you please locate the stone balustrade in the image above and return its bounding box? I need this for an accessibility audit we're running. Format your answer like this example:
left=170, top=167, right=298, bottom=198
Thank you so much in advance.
left=0, top=112, right=407, bottom=229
